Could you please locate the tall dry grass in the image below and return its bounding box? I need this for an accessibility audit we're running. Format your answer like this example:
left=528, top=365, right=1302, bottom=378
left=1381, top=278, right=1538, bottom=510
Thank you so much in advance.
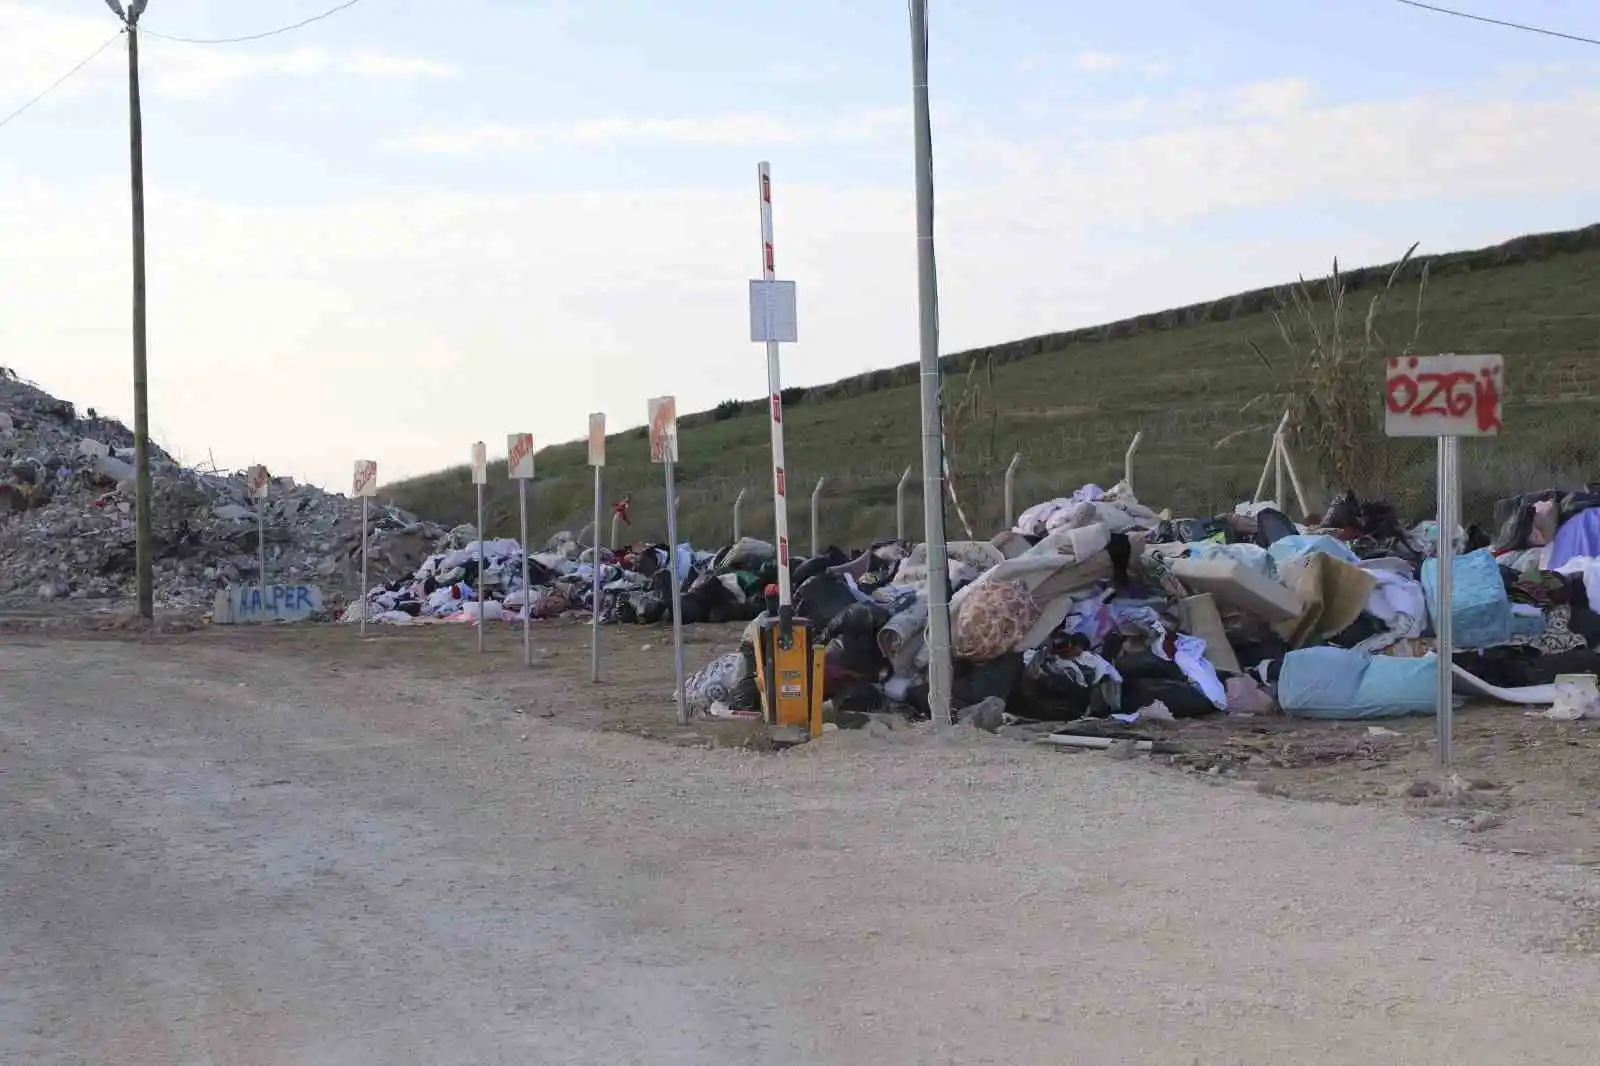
left=1249, top=244, right=1431, bottom=507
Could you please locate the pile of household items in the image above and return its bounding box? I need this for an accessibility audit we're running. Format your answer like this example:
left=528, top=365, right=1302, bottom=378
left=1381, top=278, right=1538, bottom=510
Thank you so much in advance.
left=0, top=369, right=444, bottom=615
left=680, top=481, right=1596, bottom=724
left=341, top=531, right=780, bottom=626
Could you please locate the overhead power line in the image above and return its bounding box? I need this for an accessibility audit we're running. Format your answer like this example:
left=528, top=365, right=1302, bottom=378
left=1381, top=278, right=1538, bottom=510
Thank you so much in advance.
left=0, top=32, right=122, bottom=132
left=143, top=0, right=367, bottom=44
left=1392, top=0, right=1600, bottom=47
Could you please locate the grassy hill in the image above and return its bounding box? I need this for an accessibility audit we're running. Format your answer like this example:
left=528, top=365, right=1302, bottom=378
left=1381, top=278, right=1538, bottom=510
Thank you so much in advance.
left=391, top=224, right=1600, bottom=550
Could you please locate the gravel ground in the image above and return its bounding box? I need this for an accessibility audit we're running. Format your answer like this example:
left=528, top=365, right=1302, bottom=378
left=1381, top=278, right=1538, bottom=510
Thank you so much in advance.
left=5, top=638, right=1600, bottom=1065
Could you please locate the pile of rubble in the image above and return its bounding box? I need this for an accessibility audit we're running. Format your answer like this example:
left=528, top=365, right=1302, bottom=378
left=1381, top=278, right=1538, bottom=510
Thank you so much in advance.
left=0, top=370, right=445, bottom=615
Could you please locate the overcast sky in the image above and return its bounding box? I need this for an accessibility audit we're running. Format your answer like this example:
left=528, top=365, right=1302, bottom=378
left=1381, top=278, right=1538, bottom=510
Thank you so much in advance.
left=2, top=0, right=1597, bottom=490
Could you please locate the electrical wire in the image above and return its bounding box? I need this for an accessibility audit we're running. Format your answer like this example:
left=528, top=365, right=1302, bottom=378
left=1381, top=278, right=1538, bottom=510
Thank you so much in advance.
left=142, top=0, right=366, bottom=45
left=0, top=32, right=122, bottom=132
left=1391, top=0, right=1600, bottom=46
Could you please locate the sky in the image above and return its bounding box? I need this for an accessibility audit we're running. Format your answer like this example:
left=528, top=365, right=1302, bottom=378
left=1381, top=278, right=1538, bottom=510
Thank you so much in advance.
left=2, top=0, right=1599, bottom=491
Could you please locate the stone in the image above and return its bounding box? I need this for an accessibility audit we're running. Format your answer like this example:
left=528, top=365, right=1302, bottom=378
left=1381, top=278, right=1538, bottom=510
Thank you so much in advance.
left=91, top=453, right=135, bottom=484
left=956, top=696, right=1006, bottom=733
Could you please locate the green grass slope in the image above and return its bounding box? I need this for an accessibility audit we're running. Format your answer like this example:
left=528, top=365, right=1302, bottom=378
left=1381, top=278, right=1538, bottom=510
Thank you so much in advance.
left=391, top=224, right=1600, bottom=550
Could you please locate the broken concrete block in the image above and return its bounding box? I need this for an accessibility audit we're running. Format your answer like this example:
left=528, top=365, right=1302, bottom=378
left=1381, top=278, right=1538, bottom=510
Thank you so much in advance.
left=212, top=583, right=325, bottom=624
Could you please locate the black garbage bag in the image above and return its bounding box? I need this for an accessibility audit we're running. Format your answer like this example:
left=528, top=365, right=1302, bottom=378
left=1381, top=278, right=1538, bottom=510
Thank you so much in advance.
left=1252, top=507, right=1298, bottom=547
left=1226, top=627, right=1292, bottom=672
left=1115, top=650, right=1219, bottom=718
left=1323, top=490, right=1361, bottom=529
left=793, top=548, right=850, bottom=587
left=1328, top=612, right=1389, bottom=649
left=726, top=640, right=762, bottom=712
left=678, top=572, right=737, bottom=625
left=822, top=601, right=891, bottom=642
left=900, top=653, right=1024, bottom=718
left=637, top=592, right=667, bottom=625
left=1014, top=657, right=1094, bottom=721
left=1452, top=645, right=1600, bottom=688
left=1567, top=575, right=1600, bottom=650
left=794, top=572, right=858, bottom=629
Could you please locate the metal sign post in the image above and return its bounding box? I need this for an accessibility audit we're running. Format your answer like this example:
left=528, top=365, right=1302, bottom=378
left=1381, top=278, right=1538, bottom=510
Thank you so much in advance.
left=649, top=397, right=686, bottom=723
left=1385, top=352, right=1504, bottom=766
left=247, top=464, right=270, bottom=603
left=589, top=413, right=606, bottom=683
left=507, top=433, right=535, bottom=666
left=352, top=460, right=378, bottom=636
left=471, top=441, right=488, bottom=653
left=750, top=162, right=800, bottom=614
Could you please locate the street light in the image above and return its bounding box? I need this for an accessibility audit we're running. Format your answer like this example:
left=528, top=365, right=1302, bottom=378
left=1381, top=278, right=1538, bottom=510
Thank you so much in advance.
left=909, top=0, right=953, bottom=725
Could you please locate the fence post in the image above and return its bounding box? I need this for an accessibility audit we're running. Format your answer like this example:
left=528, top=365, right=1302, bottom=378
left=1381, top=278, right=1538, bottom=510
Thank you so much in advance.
left=733, top=487, right=746, bottom=543
left=811, top=476, right=826, bottom=557
left=1254, top=412, right=1289, bottom=504
left=1124, top=430, right=1143, bottom=494
left=896, top=466, right=912, bottom=541
left=1003, top=452, right=1022, bottom=530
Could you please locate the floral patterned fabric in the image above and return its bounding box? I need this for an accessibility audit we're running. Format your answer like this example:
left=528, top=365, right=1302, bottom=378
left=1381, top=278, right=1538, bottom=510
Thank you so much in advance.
left=952, top=579, right=1040, bottom=661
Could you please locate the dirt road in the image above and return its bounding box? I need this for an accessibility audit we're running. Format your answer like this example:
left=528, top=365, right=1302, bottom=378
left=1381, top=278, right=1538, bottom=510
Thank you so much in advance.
left=5, top=638, right=1600, bottom=1064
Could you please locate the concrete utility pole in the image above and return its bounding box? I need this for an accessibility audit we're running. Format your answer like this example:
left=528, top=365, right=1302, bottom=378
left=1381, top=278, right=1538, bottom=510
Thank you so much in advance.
left=909, top=0, right=954, bottom=725
left=106, top=0, right=154, bottom=619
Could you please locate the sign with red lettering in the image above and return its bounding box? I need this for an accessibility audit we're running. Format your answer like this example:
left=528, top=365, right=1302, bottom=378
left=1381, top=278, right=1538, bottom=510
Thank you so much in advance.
left=506, top=432, right=535, bottom=480
left=648, top=396, right=678, bottom=464
left=1384, top=353, right=1503, bottom=438
left=247, top=465, right=270, bottom=500
left=352, top=459, right=377, bottom=498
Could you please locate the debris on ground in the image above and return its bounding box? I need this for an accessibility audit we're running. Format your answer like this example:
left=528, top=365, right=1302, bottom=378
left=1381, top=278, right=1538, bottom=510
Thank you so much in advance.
left=0, top=373, right=444, bottom=615
left=659, top=472, right=1600, bottom=756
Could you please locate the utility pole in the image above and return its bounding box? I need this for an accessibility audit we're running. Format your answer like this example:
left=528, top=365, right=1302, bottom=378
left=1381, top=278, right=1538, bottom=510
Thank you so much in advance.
left=909, top=0, right=954, bottom=725
left=106, top=0, right=154, bottom=619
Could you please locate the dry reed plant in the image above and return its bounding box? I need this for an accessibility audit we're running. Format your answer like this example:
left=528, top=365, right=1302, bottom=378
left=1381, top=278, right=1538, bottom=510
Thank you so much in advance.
left=1249, top=243, right=1430, bottom=500
left=941, top=351, right=1001, bottom=538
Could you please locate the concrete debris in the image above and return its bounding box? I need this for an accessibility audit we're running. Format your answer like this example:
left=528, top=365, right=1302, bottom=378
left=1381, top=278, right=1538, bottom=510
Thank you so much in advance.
left=0, top=373, right=446, bottom=615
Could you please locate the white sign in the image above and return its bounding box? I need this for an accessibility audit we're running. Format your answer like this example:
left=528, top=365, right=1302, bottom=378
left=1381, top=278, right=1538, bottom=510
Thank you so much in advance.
left=507, top=433, right=535, bottom=480
left=470, top=441, right=488, bottom=484
left=648, top=396, right=679, bottom=464
left=749, top=279, right=798, bottom=343
left=352, top=459, right=378, bottom=498
left=588, top=413, right=606, bottom=467
left=246, top=464, right=270, bottom=500
left=1384, top=353, right=1504, bottom=438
